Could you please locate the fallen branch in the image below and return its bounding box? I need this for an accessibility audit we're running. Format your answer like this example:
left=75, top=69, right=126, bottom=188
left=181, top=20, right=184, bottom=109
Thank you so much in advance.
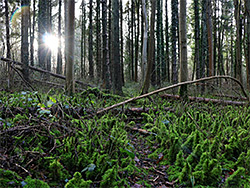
left=96, top=76, right=249, bottom=115
left=0, top=57, right=92, bottom=88
left=161, top=94, right=246, bottom=106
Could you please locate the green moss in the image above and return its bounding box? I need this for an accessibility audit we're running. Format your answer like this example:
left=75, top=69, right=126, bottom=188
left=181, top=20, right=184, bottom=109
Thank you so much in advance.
left=65, top=172, right=92, bottom=188
left=175, top=150, right=185, bottom=167
left=100, top=165, right=118, bottom=187
left=224, top=167, right=246, bottom=187
left=0, top=169, right=22, bottom=187
left=23, top=176, right=50, bottom=188
left=49, top=159, right=68, bottom=181
left=179, top=161, right=192, bottom=184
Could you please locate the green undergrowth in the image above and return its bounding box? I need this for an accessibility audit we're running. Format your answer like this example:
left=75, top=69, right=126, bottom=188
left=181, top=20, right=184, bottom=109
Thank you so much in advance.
left=0, top=89, right=250, bottom=187
left=139, top=101, right=250, bottom=187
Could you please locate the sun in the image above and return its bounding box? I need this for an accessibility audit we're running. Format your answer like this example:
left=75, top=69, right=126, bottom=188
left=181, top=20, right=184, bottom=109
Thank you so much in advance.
left=43, top=33, right=59, bottom=52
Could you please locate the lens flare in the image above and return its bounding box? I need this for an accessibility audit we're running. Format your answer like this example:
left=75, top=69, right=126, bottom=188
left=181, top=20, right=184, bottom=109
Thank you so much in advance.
left=10, top=6, right=30, bottom=28
left=43, top=33, right=59, bottom=52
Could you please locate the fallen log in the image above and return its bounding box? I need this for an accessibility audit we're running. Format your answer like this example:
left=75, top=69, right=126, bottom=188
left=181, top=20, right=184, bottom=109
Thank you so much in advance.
left=95, top=76, right=249, bottom=116
left=161, top=94, right=246, bottom=106
left=0, top=57, right=92, bottom=88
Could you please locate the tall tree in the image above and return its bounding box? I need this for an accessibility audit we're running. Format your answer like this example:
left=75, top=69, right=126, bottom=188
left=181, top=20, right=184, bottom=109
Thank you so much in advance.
left=156, top=0, right=162, bottom=86
left=89, top=0, right=94, bottom=78
left=112, top=0, right=123, bottom=95
left=65, top=0, right=75, bottom=94
left=80, top=0, right=86, bottom=78
left=201, top=0, right=208, bottom=83
left=141, top=0, right=156, bottom=94
left=141, top=0, right=148, bottom=82
left=179, top=0, right=188, bottom=97
left=21, top=0, right=30, bottom=81
left=102, top=0, right=111, bottom=90
left=46, top=0, right=52, bottom=79
left=234, top=0, right=242, bottom=83
left=131, top=0, right=135, bottom=81
left=30, top=0, right=36, bottom=67
left=171, top=0, right=178, bottom=84
left=245, top=0, right=250, bottom=89
left=57, top=0, right=63, bottom=75
left=165, top=0, right=170, bottom=82
left=207, top=0, right=213, bottom=76
left=96, top=0, right=101, bottom=79
left=134, top=0, right=140, bottom=82
left=120, top=0, right=125, bottom=85
left=5, top=0, right=12, bottom=88
left=38, top=0, right=47, bottom=71
left=160, top=0, right=165, bottom=82
left=194, top=0, right=200, bottom=80
left=212, top=0, right=217, bottom=76
left=64, top=0, right=68, bottom=75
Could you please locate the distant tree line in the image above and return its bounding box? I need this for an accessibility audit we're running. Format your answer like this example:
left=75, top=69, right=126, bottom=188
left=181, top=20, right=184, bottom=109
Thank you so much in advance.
left=0, top=0, right=250, bottom=94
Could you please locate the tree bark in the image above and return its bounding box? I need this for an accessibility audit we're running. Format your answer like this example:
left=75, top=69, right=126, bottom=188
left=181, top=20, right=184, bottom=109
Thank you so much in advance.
left=57, top=0, right=63, bottom=75
left=89, top=0, right=94, bottom=78
left=4, top=0, right=12, bottom=88
left=65, top=0, right=75, bottom=95
left=245, top=0, right=250, bottom=89
left=102, top=0, right=111, bottom=90
left=207, top=0, right=213, bottom=76
left=234, top=0, right=243, bottom=83
left=141, top=0, right=156, bottom=94
left=171, top=0, right=178, bottom=84
left=179, top=0, right=188, bottom=98
left=112, top=0, right=123, bottom=95
left=21, top=0, right=30, bottom=82
left=141, top=0, right=148, bottom=83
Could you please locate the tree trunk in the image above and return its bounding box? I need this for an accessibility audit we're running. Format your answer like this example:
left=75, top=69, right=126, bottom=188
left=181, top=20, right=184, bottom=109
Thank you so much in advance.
left=64, top=0, right=68, bottom=75
left=207, top=0, right=213, bottom=76
left=57, top=0, right=63, bottom=75
left=141, top=0, right=156, bottom=94
left=194, top=0, right=200, bottom=81
left=30, top=0, right=36, bottom=67
left=102, top=0, right=111, bottom=90
left=134, top=0, right=140, bottom=82
left=131, top=0, right=135, bottom=81
left=141, top=0, right=148, bottom=83
left=4, top=0, right=12, bottom=88
left=171, top=0, right=178, bottom=84
left=234, top=0, right=242, bottom=83
left=89, top=0, right=94, bottom=78
left=38, top=0, right=47, bottom=71
left=46, top=0, right=52, bottom=79
left=160, top=0, right=165, bottom=82
left=21, top=0, right=30, bottom=81
left=65, top=0, right=75, bottom=95
left=213, top=0, right=217, bottom=76
left=245, top=0, right=250, bottom=89
left=156, top=0, right=162, bottom=86
left=120, top=0, right=125, bottom=86
left=96, top=0, right=101, bottom=80
left=179, top=0, right=188, bottom=98
left=165, top=0, right=170, bottom=82
left=112, top=0, right=123, bottom=95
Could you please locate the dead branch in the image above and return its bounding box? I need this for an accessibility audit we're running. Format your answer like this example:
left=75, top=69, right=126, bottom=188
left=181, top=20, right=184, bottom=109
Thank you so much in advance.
left=96, top=76, right=249, bottom=115
left=161, top=94, right=246, bottom=106
left=0, top=57, right=92, bottom=88
left=10, top=64, right=42, bottom=103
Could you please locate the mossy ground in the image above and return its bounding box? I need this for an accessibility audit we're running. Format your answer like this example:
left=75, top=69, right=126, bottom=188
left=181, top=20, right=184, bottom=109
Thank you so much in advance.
left=0, top=88, right=250, bottom=187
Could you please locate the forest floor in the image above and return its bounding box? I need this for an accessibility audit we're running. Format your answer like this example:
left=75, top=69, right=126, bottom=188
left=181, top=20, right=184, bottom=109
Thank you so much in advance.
left=0, top=86, right=250, bottom=187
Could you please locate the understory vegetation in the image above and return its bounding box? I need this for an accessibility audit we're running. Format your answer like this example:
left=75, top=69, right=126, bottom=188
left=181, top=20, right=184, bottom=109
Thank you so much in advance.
left=0, top=87, right=250, bottom=187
